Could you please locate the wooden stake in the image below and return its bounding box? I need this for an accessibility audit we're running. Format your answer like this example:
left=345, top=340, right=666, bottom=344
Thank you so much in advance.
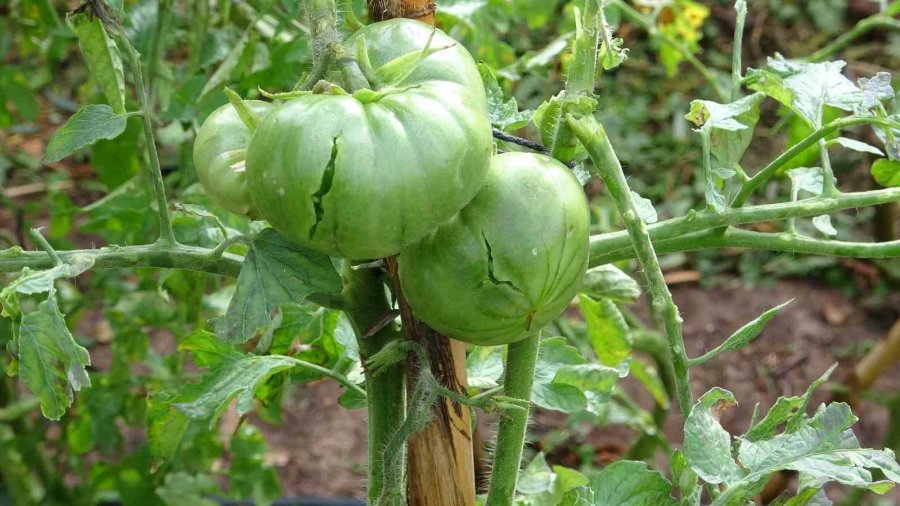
left=368, top=0, right=436, bottom=24
left=385, top=256, right=475, bottom=506
left=853, top=319, right=900, bottom=392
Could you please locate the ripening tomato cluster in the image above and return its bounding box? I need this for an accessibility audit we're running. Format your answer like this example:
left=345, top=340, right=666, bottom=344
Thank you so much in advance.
left=193, top=19, right=590, bottom=346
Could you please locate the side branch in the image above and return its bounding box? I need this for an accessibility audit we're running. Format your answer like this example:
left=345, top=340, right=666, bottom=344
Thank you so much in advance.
left=567, top=114, right=694, bottom=416
left=591, top=228, right=900, bottom=266
left=0, top=245, right=242, bottom=277
left=588, top=187, right=900, bottom=266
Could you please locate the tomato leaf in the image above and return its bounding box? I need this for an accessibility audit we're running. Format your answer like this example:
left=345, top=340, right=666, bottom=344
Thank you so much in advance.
left=688, top=93, right=764, bottom=173
left=479, top=63, right=532, bottom=132
left=1, top=256, right=94, bottom=301
left=66, top=12, right=127, bottom=114
left=690, top=299, right=793, bottom=366
left=830, top=137, right=884, bottom=156
left=44, top=105, right=129, bottom=163
left=148, top=333, right=297, bottom=459
left=588, top=461, right=677, bottom=505
left=733, top=404, right=900, bottom=501
left=466, top=345, right=503, bottom=389
left=531, top=337, right=588, bottom=413
left=630, top=190, right=658, bottom=224
left=579, top=265, right=641, bottom=304
left=580, top=294, right=631, bottom=367
left=871, top=159, right=900, bottom=188
left=812, top=214, right=838, bottom=237
left=683, top=388, right=744, bottom=485
left=748, top=57, right=871, bottom=128
left=670, top=451, right=701, bottom=506
left=787, top=167, right=824, bottom=196
left=214, top=228, right=342, bottom=344
left=516, top=454, right=588, bottom=505
left=16, top=290, right=91, bottom=420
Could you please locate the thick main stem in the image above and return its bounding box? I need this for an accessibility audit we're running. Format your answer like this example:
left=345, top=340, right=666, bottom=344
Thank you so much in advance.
left=484, top=333, right=541, bottom=506
left=568, top=115, right=693, bottom=416
left=341, top=264, right=406, bottom=504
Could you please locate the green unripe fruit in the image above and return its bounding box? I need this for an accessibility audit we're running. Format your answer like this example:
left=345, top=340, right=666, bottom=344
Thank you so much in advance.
left=193, top=100, right=275, bottom=216
left=245, top=19, right=493, bottom=259
left=399, top=152, right=591, bottom=346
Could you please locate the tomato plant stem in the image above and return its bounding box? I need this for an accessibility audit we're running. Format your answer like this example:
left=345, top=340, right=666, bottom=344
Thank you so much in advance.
left=339, top=264, right=406, bottom=504
left=568, top=115, right=694, bottom=416
left=588, top=187, right=900, bottom=264
left=118, top=34, right=178, bottom=245
left=485, top=332, right=541, bottom=506
left=0, top=244, right=242, bottom=277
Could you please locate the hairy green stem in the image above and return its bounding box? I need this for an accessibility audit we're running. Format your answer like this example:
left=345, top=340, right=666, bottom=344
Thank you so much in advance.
left=339, top=264, right=405, bottom=505
left=295, top=358, right=366, bottom=397
left=588, top=187, right=900, bottom=265
left=568, top=115, right=693, bottom=416
left=809, top=15, right=900, bottom=62
left=485, top=332, right=541, bottom=506
left=28, top=229, right=61, bottom=265
left=118, top=35, right=178, bottom=244
left=567, top=0, right=601, bottom=95
left=733, top=116, right=900, bottom=206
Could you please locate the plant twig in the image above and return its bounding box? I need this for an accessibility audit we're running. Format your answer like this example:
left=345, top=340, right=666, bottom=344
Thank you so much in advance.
left=28, top=228, right=61, bottom=266
left=484, top=332, right=541, bottom=506
left=0, top=244, right=243, bottom=277
left=117, top=34, right=178, bottom=245
left=588, top=187, right=900, bottom=265
left=590, top=227, right=900, bottom=266
left=568, top=114, right=694, bottom=416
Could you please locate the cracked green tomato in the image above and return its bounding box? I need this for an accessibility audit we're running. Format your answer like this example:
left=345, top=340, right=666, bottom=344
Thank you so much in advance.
left=399, top=152, right=591, bottom=346
left=193, top=100, right=275, bottom=216
left=246, top=19, right=493, bottom=259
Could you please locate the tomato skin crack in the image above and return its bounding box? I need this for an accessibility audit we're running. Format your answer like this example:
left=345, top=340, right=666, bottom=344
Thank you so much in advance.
left=309, top=136, right=339, bottom=240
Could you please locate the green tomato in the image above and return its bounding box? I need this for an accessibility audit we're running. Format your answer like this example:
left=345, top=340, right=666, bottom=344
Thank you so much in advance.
left=399, top=152, right=590, bottom=346
left=193, top=100, right=275, bottom=216
left=246, top=19, right=493, bottom=259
